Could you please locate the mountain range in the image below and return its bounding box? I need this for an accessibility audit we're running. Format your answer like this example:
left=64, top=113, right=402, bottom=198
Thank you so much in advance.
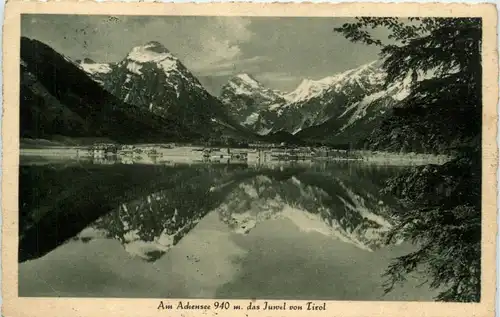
left=219, top=61, right=414, bottom=146
left=20, top=37, right=257, bottom=145
left=82, top=41, right=245, bottom=136
left=20, top=36, right=423, bottom=149
left=69, top=39, right=412, bottom=147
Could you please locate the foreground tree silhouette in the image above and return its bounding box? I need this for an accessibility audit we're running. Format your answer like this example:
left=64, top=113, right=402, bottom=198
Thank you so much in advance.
left=335, top=18, right=481, bottom=302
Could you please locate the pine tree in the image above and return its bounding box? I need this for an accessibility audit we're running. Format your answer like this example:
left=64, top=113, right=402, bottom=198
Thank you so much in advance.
left=335, top=18, right=482, bottom=302
left=335, top=18, right=481, bottom=153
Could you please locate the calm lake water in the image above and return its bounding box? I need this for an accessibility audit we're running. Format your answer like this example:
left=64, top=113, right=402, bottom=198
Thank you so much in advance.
left=18, top=155, right=439, bottom=300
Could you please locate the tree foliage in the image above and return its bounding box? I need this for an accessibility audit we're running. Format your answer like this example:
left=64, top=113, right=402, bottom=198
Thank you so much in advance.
left=382, top=155, right=481, bottom=302
left=335, top=18, right=482, bottom=302
left=335, top=18, right=481, bottom=154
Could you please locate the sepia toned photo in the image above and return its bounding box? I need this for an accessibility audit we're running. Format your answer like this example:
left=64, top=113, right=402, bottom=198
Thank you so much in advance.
left=2, top=2, right=498, bottom=317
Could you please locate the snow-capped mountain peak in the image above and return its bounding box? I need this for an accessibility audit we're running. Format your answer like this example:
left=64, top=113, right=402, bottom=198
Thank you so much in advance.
left=76, top=58, right=112, bottom=76
left=222, top=73, right=284, bottom=101
left=235, top=73, right=261, bottom=89
left=124, top=42, right=182, bottom=77
left=75, top=58, right=113, bottom=85
left=127, top=42, right=176, bottom=64
left=283, top=60, right=384, bottom=103
left=72, top=40, right=234, bottom=138
left=221, top=59, right=395, bottom=138
left=283, top=77, right=337, bottom=103
left=220, top=73, right=287, bottom=127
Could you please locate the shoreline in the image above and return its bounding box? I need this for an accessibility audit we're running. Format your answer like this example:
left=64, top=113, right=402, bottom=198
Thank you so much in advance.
left=19, top=144, right=452, bottom=167
left=351, top=150, right=451, bottom=165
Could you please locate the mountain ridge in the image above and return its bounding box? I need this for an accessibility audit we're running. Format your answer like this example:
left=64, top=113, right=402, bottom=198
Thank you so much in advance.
left=74, top=41, right=262, bottom=144
left=220, top=60, right=391, bottom=141
left=27, top=37, right=420, bottom=149
left=20, top=36, right=202, bottom=143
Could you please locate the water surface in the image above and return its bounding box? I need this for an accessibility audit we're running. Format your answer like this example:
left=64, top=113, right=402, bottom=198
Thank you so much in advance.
left=18, top=154, right=439, bottom=300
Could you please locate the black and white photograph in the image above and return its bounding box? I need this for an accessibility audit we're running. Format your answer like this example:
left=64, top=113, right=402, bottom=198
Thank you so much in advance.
left=17, top=13, right=483, bottom=303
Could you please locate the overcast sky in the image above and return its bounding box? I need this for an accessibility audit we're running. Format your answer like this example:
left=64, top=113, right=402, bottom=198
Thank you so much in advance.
left=22, top=15, right=387, bottom=95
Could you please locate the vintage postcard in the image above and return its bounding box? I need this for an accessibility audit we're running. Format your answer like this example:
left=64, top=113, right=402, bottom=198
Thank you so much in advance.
left=2, top=1, right=498, bottom=317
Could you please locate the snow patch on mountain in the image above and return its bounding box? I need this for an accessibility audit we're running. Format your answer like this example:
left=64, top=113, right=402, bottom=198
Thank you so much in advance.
left=338, top=90, right=387, bottom=129
left=228, top=81, right=254, bottom=96
left=75, top=59, right=113, bottom=85
left=125, top=43, right=182, bottom=77
left=126, top=61, right=143, bottom=75
left=158, top=58, right=178, bottom=74
left=79, top=62, right=112, bottom=75
left=221, top=60, right=394, bottom=136
left=127, top=43, right=176, bottom=64
left=292, top=126, right=303, bottom=135
left=336, top=68, right=432, bottom=132
left=236, top=73, right=261, bottom=89
left=284, top=60, right=384, bottom=103
left=258, top=127, right=273, bottom=135
left=284, top=77, right=336, bottom=103
left=268, top=103, right=282, bottom=111
left=222, top=73, right=285, bottom=101
left=122, top=42, right=205, bottom=92
left=243, top=112, right=260, bottom=126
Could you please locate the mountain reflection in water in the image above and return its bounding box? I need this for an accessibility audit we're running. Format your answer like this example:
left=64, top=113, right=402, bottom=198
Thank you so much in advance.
left=18, top=160, right=438, bottom=300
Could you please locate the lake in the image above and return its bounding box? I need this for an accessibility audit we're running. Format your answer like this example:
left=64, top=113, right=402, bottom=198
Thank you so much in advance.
left=18, top=152, right=440, bottom=300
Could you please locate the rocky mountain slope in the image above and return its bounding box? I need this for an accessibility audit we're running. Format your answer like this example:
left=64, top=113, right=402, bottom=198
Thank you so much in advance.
left=220, top=61, right=413, bottom=145
left=296, top=73, right=411, bottom=145
left=20, top=37, right=197, bottom=143
left=75, top=58, right=115, bottom=85
left=220, top=73, right=286, bottom=130
left=77, top=42, right=256, bottom=143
